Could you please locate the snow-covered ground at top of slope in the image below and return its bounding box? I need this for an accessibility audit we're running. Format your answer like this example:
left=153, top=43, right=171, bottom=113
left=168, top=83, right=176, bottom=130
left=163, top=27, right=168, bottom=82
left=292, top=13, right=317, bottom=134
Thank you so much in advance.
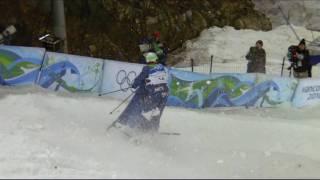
left=175, top=25, right=320, bottom=76
left=1, top=86, right=320, bottom=178
left=253, top=0, right=320, bottom=31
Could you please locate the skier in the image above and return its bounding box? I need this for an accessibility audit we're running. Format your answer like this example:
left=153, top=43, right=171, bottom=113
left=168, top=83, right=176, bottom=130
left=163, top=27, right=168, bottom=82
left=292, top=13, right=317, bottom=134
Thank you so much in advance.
left=245, top=40, right=266, bottom=73
left=287, top=39, right=310, bottom=78
left=113, top=52, right=169, bottom=134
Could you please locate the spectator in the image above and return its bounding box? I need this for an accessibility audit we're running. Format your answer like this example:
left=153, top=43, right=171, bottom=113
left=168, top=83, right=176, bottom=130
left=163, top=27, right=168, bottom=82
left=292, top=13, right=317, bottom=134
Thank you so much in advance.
left=138, top=31, right=168, bottom=66
left=245, top=40, right=266, bottom=74
left=149, top=31, right=168, bottom=66
left=287, top=39, right=310, bottom=78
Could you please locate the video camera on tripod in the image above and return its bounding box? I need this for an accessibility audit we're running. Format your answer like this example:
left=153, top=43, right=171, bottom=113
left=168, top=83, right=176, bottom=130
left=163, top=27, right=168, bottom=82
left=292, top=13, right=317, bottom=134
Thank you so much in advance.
left=38, top=33, right=63, bottom=52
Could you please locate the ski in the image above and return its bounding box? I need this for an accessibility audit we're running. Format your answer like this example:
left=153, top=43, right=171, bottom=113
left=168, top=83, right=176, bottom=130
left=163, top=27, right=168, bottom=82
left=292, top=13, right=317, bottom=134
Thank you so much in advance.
left=107, top=120, right=180, bottom=135
left=106, top=121, right=117, bottom=132
left=107, top=122, right=180, bottom=137
left=159, top=132, right=181, bottom=136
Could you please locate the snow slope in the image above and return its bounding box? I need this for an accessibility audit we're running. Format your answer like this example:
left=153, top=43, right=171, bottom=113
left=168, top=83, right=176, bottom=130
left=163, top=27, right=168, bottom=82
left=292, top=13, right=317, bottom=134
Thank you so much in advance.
left=2, top=86, right=320, bottom=178
left=175, top=25, right=320, bottom=77
left=253, top=0, right=320, bottom=31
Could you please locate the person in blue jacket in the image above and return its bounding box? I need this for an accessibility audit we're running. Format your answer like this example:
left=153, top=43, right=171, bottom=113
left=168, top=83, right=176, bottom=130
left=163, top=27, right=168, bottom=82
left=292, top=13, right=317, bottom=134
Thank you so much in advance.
left=114, top=52, right=169, bottom=133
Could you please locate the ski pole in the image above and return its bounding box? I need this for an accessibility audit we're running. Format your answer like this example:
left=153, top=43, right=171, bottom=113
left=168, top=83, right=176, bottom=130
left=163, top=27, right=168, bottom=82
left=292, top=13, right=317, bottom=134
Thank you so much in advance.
left=99, top=87, right=131, bottom=96
left=289, top=65, right=292, bottom=77
left=109, top=91, right=135, bottom=115
left=106, top=91, right=136, bottom=132
left=281, top=56, right=285, bottom=77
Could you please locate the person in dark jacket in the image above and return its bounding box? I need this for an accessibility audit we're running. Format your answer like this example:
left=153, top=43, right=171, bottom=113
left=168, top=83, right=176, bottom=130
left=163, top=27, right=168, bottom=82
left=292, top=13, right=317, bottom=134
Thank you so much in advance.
left=149, top=31, right=168, bottom=66
left=245, top=40, right=266, bottom=73
left=287, top=39, right=310, bottom=78
left=115, top=52, right=169, bottom=133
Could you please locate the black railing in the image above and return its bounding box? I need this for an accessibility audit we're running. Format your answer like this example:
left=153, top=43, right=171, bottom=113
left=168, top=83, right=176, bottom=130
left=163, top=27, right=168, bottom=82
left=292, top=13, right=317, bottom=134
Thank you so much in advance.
left=179, top=55, right=296, bottom=77
left=210, top=55, right=213, bottom=74
left=191, top=58, right=194, bottom=72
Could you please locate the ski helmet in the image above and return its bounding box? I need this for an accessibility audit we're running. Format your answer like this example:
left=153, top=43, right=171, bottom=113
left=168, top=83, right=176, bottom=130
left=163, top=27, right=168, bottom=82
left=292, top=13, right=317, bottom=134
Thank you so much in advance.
left=144, top=52, right=158, bottom=63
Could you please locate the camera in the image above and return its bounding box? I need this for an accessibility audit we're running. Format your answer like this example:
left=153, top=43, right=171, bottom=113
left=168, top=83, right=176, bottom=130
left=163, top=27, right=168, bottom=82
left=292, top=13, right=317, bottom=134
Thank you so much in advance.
left=0, top=25, right=17, bottom=45
left=38, top=33, right=63, bottom=52
left=2, top=25, right=16, bottom=37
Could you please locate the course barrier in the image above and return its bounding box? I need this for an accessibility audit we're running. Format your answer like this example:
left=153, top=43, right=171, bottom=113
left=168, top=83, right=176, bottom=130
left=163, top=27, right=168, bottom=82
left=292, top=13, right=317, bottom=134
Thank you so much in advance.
left=0, top=45, right=45, bottom=86
left=0, top=45, right=319, bottom=108
left=167, top=69, right=297, bottom=108
left=37, top=52, right=104, bottom=93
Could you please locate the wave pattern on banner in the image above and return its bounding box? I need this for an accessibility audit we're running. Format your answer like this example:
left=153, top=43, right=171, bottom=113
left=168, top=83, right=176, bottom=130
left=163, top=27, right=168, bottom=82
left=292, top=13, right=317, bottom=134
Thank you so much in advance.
left=0, top=45, right=45, bottom=85
left=37, top=52, right=104, bottom=93
left=167, top=69, right=297, bottom=108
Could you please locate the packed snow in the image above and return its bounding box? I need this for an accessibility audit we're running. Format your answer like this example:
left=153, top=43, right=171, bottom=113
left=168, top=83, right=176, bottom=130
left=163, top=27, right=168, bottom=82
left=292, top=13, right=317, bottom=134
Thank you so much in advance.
left=253, top=0, right=320, bottom=30
left=1, top=86, right=320, bottom=178
left=175, top=25, right=320, bottom=77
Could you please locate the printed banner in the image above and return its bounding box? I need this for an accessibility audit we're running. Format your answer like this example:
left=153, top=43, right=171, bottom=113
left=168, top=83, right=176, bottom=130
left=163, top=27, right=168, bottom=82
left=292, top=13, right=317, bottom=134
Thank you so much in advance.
left=0, top=45, right=45, bottom=85
left=101, top=60, right=144, bottom=100
left=292, top=78, right=320, bottom=107
left=167, top=69, right=298, bottom=108
left=37, top=52, right=104, bottom=93
left=310, top=55, right=320, bottom=65
left=255, top=74, right=298, bottom=108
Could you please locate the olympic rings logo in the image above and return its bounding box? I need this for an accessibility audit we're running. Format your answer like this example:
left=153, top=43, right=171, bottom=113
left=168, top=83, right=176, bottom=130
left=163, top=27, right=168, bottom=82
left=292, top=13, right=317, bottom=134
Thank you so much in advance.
left=116, top=70, right=137, bottom=92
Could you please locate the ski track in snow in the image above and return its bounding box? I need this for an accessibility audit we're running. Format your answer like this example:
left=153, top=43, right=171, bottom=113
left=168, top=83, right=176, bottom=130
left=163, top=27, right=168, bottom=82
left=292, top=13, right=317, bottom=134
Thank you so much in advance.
left=1, top=86, right=320, bottom=178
